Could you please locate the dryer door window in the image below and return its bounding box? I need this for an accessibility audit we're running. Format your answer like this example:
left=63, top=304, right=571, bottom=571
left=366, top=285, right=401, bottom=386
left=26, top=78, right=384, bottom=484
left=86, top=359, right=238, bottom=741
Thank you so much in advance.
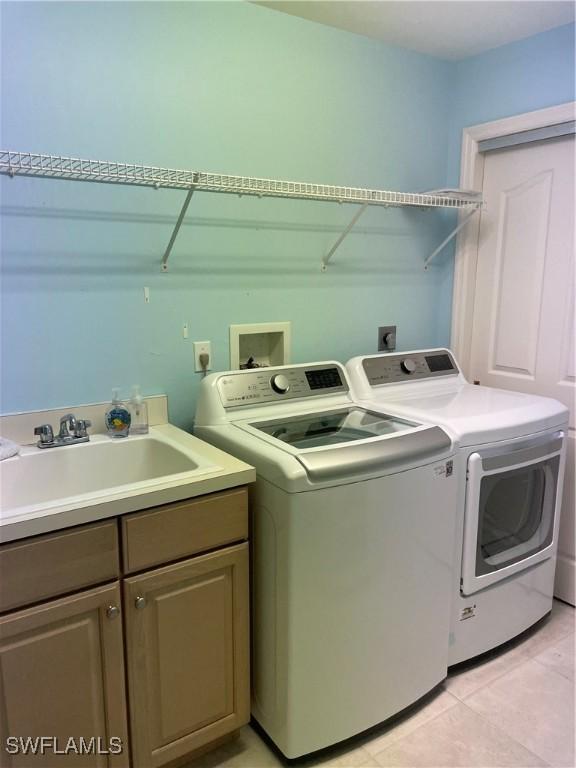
left=461, top=431, right=564, bottom=595
left=475, top=459, right=557, bottom=576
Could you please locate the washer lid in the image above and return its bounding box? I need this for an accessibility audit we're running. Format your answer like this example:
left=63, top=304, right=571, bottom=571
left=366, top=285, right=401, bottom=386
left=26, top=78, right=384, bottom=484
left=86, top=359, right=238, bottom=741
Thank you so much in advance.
left=293, top=425, right=452, bottom=482
left=237, top=406, right=453, bottom=483
left=250, top=407, right=415, bottom=449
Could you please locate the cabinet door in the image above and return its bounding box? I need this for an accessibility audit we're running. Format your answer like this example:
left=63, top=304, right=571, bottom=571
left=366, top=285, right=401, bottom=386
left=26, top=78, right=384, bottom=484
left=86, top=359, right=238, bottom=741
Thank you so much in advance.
left=124, top=542, right=249, bottom=768
left=0, top=583, right=129, bottom=768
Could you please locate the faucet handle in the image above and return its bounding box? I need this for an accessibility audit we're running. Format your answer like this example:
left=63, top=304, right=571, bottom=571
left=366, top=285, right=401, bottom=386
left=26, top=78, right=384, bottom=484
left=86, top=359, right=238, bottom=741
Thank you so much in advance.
left=34, top=424, right=54, bottom=445
left=74, top=419, right=92, bottom=438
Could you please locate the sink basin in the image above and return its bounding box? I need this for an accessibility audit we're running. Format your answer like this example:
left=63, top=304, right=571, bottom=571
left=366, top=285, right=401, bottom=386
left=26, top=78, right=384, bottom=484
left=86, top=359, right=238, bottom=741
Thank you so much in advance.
left=1, top=436, right=202, bottom=509
left=0, top=425, right=240, bottom=542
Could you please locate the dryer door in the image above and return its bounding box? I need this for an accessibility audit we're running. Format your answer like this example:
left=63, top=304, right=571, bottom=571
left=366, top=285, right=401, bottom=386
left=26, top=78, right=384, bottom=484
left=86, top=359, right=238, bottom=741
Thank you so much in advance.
left=461, top=431, right=565, bottom=596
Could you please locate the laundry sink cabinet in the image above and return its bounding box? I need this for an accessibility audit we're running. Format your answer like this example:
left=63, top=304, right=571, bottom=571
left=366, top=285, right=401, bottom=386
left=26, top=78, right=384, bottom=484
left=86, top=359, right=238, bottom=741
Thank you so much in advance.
left=124, top=545, right=248, bottom=767
left=0, top=486, right=250, bottom=768
left=0, top=582, right=128, bottom=768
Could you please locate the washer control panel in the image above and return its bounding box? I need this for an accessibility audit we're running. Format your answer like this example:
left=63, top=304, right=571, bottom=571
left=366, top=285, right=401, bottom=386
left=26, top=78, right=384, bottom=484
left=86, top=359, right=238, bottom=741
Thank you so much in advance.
left=218, top=364, right=349, bottom=407
left=362, top=350, right=459, bottom=385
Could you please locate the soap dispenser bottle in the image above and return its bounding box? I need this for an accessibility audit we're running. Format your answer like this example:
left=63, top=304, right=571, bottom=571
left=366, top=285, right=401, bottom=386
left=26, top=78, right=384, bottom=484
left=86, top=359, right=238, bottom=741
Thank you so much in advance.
left=105, top=388, right=131, bottom=438
left=129, top=385, right=149, bottom=435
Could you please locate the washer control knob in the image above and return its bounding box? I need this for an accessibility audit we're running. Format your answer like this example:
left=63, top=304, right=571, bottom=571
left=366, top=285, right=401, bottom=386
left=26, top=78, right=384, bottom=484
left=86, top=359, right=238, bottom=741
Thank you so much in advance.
left=270, top=374, right=290, bottom=394
left=401, top=358, right=417, bottom=375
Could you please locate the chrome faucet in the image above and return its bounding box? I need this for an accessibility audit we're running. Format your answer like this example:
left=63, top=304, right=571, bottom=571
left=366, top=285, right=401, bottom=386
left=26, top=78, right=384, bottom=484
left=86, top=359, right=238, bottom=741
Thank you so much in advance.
left=33, top=413, right=92, bottom=449
left=58, top=413, right=78, bottom=440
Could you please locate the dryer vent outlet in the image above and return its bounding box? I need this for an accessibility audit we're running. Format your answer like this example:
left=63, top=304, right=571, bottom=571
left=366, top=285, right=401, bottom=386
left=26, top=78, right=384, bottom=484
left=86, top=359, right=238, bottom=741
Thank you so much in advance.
left=378, top=326, right=397, bottom=351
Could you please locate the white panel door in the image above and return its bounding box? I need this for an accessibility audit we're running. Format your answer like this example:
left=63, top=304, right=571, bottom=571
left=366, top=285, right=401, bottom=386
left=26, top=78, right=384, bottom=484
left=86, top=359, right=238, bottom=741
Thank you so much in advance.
left=469, top=134, right=575, bottom=604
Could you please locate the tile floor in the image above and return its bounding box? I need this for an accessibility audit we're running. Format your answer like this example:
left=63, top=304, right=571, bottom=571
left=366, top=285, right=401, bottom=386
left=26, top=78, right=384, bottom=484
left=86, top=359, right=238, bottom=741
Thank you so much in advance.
left=188, top=599, right=575, bottom=768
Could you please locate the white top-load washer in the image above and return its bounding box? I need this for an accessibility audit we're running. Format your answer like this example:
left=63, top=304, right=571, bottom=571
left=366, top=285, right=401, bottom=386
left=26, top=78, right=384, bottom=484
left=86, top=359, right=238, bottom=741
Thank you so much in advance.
left=195, top=362, right=458, bottom=758
left=346, top=349, right=569, bottom=665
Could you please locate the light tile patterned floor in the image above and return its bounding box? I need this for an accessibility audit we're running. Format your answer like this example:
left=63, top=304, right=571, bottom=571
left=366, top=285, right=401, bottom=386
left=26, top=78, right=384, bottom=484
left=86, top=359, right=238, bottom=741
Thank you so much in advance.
left=187, top=599, right=575, bottom=768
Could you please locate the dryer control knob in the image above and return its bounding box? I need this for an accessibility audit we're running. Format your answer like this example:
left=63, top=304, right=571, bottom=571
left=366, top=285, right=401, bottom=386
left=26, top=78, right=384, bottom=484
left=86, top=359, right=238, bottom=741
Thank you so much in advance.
left=401, top=358, right=417, bottom=374
left=271, top=374, right=290, bottom=394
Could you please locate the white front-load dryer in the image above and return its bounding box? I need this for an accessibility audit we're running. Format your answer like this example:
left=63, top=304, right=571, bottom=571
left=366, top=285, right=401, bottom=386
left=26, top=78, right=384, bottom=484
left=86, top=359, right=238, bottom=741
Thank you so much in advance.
left=346, top=349, right=569, bottom=665
left=194, top=362, right=458, bottom=757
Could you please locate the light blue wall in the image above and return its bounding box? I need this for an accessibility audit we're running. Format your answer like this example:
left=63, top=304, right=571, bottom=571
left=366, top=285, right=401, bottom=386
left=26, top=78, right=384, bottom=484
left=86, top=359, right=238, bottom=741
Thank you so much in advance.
left=447, top=23, right=576, bottom=184
left=436, top=23, right=575, bottom=323
left=1, top=4, right=573, bottom=429
left=1, top=1, right=456, bottom=428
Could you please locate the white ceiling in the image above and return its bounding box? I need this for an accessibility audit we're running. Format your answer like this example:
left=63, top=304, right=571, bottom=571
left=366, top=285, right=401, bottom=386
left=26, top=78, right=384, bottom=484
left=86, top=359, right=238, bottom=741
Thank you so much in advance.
left=254, top=1, right=575, bottom=60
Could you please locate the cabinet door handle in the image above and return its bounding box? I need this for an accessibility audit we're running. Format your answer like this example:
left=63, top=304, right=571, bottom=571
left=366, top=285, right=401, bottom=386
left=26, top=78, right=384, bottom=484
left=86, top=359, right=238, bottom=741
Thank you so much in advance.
left=135, top=596, right=147, bottom=610
left=106, top=605, right=120, bottom=620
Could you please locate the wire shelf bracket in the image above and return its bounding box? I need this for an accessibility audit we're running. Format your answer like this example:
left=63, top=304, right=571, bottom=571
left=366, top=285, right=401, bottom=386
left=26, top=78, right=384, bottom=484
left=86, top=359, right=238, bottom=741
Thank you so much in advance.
left=0, top=151, right=483, bottom=272
left=423, top=206, right=480, bottom=270
left=161, top=184, right=197, bottom=272
left=321, top=202, right=369, bottom=272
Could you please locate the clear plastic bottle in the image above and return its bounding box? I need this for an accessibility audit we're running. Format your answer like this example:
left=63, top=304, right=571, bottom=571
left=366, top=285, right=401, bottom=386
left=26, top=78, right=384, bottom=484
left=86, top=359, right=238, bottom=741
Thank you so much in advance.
left=129, top=385, right=149, bottom=435
left=105, top=388, right=131, bottom=438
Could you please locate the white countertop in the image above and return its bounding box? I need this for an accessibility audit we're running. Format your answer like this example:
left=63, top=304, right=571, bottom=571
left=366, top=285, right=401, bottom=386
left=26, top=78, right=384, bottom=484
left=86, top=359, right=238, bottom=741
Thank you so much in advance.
left=0, top=424, right=255, bottom=543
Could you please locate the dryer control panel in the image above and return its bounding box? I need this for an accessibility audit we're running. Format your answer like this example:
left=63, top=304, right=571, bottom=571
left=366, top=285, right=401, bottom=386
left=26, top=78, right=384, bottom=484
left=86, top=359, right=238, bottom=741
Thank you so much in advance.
left=362, top=350, right=459, bottom=386
left=217, top=364, right=349, bottom=407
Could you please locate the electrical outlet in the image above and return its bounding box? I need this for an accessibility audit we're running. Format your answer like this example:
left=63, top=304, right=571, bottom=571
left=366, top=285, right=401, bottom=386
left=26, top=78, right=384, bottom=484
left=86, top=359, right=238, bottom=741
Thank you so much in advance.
left=378, top=326, right=397, bottom=351
left=193, top=341, right=212, bottom=372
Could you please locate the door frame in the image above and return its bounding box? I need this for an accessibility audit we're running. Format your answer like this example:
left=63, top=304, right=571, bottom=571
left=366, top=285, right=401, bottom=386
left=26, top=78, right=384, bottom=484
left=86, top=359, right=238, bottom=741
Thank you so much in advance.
left=450, top=101, right=575, bottom=377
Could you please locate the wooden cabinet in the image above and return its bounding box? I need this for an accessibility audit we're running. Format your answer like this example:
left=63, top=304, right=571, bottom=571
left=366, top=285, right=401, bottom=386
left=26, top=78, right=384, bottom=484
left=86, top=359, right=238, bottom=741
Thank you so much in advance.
left=0, top=521, right=119, bottom=613
left=123, top=543, right=249, bottom=768
left=121, top=487, right=248, bottom=574
left=0, top=583, right=129, bottom=768
left=0, top=487, right=250, bottom=768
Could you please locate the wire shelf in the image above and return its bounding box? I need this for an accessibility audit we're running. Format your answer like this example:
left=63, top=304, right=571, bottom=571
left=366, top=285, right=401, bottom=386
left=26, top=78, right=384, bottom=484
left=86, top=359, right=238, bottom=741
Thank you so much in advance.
left=0, top=151, right=480, bottom=210
left=0, top=150, right=483, bottom=270
left=0, top=151, right=199, bottom=189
